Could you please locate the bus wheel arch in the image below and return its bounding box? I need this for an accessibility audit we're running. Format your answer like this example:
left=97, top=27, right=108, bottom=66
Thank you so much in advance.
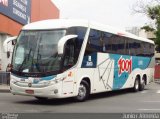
left=82, top=78, right=91, bottom=93
left=75, top=78, right=91, bottom=102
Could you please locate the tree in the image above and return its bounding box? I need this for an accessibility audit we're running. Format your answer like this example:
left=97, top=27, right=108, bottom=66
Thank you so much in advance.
left=133, top=0, right=160, bottom=52
left=147, top=5, right=160, bottom=52
left=147, top=5, right=160, bottom=51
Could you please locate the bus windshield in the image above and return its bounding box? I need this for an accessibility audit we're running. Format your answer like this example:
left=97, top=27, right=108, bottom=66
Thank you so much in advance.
left=12, top=30, right=66, bottom=75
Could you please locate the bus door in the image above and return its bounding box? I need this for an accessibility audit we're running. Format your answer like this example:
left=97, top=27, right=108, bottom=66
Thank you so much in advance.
left=61, top=39, right=76, bottom=95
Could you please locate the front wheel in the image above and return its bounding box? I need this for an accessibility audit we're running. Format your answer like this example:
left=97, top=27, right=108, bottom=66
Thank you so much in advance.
left=75, top=80, right=90, bottom=102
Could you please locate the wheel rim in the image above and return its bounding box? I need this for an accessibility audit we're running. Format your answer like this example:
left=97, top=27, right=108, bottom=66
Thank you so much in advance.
left=135, top=80, right=139, bottom=90
left=77, top=84, right=87, bottom=100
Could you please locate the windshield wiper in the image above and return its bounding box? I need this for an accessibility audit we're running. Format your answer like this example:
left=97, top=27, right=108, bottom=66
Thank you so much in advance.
left=18, top=48, right=32, bottom=72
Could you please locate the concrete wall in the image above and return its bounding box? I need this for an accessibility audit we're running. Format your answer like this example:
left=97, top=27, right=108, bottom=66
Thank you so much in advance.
left=0, top=34, right=13, bottom=71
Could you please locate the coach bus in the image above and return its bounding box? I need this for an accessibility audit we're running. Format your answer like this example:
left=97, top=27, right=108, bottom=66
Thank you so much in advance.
left=10, top=19, right=155, bottom=101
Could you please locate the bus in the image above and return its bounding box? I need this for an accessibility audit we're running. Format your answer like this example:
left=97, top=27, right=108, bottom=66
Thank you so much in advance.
left=10, top=19, right=155, bottom=101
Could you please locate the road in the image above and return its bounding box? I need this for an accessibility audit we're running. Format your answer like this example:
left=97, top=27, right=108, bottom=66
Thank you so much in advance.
left=0, top=82, right=160, bottom=113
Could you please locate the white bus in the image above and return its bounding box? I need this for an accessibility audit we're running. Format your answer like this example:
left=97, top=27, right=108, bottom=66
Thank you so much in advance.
left=10, top=19, right=155, bottom=101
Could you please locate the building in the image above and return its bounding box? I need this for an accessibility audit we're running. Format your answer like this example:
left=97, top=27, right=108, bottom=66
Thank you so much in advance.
left=125, top=27, right=140, bottom=36
left=0, top=0, right=59, bottom=71
left=126, top=27, right=156, bottom=40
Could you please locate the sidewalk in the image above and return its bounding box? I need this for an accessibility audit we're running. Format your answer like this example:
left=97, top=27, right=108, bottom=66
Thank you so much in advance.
left=0, top=84, right=10, bottom=93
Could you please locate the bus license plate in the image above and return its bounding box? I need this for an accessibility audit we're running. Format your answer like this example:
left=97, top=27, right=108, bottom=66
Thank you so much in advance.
left=25, top=90, right=34, bottom=94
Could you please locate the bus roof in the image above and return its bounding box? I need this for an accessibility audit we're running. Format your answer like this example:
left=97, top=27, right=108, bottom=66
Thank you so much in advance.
left=22, top=19, right=154, bottom=44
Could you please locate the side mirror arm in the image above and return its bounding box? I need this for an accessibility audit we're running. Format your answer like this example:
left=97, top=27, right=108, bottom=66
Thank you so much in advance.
left=3, top=36, right=17, bottom=52
left=58, top=35, right=78, bottom=55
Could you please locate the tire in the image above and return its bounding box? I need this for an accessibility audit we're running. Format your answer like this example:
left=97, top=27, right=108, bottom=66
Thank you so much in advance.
left=133, top=77, right=140, bottom=92
left=35, top=97, right=48, bottom=101
left=75, top=80, right=90, bottom=102
left=139, top=78, right=145, bottom=91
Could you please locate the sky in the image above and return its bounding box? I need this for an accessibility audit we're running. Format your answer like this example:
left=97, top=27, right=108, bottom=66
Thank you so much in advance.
left=51, top=0, right=150, bottom=30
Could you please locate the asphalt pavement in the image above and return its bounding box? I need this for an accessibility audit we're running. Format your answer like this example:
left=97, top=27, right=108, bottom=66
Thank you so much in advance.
left=1, top=82, right=160, bottom=113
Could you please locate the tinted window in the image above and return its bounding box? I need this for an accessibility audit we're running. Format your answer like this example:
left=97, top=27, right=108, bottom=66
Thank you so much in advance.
left=85, top=29, right=102, bottom=55
left=63, top=27, right=87, bottom=70
left=84, top=28, right=154, bottom=57
left=102, top=32, right=126, bottom=54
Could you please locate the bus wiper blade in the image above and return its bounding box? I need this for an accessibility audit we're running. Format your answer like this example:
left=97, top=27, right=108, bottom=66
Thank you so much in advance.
left=18, top=48, right=32, bottom=72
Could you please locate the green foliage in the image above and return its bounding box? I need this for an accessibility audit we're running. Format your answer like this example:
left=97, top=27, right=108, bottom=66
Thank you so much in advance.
left=155, top=28, right=160, bottom=52
left=147, top=5, right=160, bottom=21
left=145, top=5, right=160, bottom=52
left=141, top=25, right=155, bottom=32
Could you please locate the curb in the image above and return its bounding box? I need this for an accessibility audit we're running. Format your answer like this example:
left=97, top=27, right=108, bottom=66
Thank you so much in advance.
left=0, top=89, right=10, bottom=93
left=0, top=85, right=10, bottom=93
left=155, top=81, right=160, bottom=84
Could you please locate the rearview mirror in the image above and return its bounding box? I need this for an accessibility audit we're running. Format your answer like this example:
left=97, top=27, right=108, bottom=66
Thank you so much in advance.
left=3, top=36, right=17, bottom=52
left=58, top=35, right=78, bottom=55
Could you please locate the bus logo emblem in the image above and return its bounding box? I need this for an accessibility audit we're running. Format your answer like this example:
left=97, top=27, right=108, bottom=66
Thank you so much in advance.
left=86, top=56, right=93, bottom=66
left=118, top=56, right=132, bottom=76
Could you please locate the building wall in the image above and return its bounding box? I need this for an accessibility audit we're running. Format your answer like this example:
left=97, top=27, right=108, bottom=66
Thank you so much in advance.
left=0, top=34, right=13, bottom=71
left=125, top=27, right=156, bottom=39
left=155, top=65, right=160, bottom=80
left=0, top=0, right=59, bottom=36
left=31, top=0, right=59, bottom=22
left=0, top=14, right=22, bottom=36
left=126, top=27, right=140, bottom=36
left=0, top=0, right=59, bottom=71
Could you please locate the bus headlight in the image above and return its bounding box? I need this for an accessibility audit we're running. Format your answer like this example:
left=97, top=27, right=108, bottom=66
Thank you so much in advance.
left=49, top=80, right=59, bottom=85
left=49, top=78, right=63, bottom=85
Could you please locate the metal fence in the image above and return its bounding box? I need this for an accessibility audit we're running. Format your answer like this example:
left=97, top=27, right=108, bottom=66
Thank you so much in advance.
left=0, top=72, right=10, bottom=85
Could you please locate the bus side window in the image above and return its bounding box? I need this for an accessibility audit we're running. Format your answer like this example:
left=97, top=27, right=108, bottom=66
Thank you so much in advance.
left=84, top=29, right=102, bottom=55
left=103, top=32, right=113, bottom=54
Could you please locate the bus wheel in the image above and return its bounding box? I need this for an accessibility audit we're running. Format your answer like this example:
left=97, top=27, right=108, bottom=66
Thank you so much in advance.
left=133, top=77, right=140, bottom=92
left=75, top=80, right=89, bottom=102
left=139, top=77, right=145, bottom=91
left=35, top=97, right=48, bottom=101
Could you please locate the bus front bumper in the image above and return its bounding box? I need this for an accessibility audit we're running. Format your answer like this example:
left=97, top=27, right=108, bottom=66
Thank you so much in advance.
left=10, top=83, right=62, bottom=98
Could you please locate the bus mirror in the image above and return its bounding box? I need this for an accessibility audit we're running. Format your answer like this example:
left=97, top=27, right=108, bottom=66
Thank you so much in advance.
left=3, top=36, right=17, bottom=52
left=58, top=35, right=78, bottom=55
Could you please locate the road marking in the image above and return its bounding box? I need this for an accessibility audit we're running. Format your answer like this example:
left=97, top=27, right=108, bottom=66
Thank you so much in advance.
left=140, top=90, right=160, bottom=94
left=138, top=109, right=160, bottom=111
left=143, top=101, right=160, bottom=103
